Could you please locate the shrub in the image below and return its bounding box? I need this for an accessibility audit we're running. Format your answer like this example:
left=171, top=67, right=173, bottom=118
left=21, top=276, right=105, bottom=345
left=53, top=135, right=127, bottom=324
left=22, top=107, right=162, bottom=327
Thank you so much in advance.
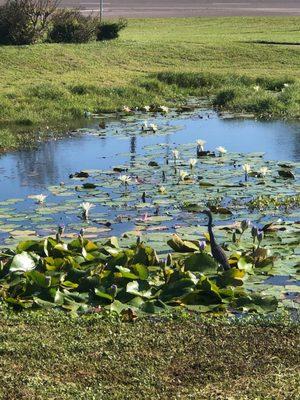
left=0, top=0, right=58, bottom=45
left=213, top=88, right=237, bottom=107
left=48, top=9, right=97, bottom=43
left=96, top=19, right=127, bottom=41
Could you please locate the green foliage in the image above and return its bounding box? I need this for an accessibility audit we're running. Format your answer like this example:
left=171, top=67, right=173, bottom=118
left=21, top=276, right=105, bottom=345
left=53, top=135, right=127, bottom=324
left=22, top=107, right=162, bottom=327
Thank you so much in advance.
left=48, top=9, right=97, bottom=44
left=96, top=19, right=128, bottom=41
left=0, top=0, right=57, bottom=45
left=0, top=234, right=281, bottom=316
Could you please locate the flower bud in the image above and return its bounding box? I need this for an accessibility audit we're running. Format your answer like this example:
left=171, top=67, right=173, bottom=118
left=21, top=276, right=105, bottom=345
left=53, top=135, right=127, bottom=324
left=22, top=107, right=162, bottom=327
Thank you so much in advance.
left=251, top=226, right=258, bottom=239
left=241, top=219, right=251, bottom=232
left=257, top=231, right=264, bottom=243
left=198, top=240, right=206, bottom=251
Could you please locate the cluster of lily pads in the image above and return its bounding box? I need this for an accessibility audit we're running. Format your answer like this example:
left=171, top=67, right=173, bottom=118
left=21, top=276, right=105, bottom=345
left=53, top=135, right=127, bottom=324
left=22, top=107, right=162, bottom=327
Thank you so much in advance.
left=0, top=230, right=284, bottom=316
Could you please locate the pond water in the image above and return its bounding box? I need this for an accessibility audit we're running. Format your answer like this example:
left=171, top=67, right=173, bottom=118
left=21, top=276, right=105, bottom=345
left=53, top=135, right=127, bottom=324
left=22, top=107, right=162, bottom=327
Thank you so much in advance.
left=0, top=108, right=299, bottom=313
left=0, top=110, right=299, bottom=201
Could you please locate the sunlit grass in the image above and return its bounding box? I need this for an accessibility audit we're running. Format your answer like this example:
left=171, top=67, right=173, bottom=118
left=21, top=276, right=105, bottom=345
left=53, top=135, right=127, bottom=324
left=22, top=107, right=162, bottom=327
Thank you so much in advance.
left=0, top=16, right=299, bottom=148
left=0, top=310, right=299, bottom=400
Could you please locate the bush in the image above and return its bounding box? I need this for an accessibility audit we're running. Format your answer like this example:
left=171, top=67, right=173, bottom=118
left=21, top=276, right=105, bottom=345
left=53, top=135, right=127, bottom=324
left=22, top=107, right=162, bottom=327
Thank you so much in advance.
left=96, top=19, right=127, bottom=41
left=213, top=88, right=237, bottom=107
left=48, top=9, right=97, bottom=43
left=0, top=0, right=58, bottom=45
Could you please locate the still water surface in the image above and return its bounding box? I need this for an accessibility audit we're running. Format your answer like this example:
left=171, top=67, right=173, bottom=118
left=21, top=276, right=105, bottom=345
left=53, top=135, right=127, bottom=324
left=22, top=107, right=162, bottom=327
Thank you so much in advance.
left=0, top=110, right=299, bottom=201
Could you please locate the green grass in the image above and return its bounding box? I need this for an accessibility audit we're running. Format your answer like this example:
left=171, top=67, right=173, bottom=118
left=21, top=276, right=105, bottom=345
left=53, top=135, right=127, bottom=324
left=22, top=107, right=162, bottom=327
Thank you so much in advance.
left=0, top=17, right=300, bottom=149
left=0, top=310, right=299, bottom=399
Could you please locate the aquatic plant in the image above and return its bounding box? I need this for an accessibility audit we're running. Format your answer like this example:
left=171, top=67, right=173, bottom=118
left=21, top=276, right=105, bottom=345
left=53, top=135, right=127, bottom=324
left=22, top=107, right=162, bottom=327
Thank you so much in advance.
left=29, top=194, right=47, bottom=204
left=189, top=158, right=197, bottom=169
left=216, top=146, right=227, bottom=156
left=242, top=163, right=251, bottom=181
left=196, top=139, right=206, bottom=151
left=0, top=234, right=280, bottom=315
left=81, top=202, right=95, bottom=220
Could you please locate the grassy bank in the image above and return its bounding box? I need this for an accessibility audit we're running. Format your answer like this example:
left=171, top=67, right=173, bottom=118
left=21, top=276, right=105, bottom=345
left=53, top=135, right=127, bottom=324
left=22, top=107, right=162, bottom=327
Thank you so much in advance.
left=0, top=311, right=299, bottom=399
left=0, top=16, right=300, bottom=149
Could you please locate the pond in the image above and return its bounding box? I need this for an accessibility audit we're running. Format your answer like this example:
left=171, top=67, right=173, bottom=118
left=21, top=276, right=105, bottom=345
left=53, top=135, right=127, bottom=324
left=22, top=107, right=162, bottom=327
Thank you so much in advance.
left=0, top=109, right=299, bottom=242
left=0, top=108, right=299, bottom=314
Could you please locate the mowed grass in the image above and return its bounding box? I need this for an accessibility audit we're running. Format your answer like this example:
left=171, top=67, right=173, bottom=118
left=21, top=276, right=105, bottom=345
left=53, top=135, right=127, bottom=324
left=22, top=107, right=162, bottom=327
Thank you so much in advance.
left=0, top=311, right=299, bottom=400
left=0, top=17, right=300, bottom=149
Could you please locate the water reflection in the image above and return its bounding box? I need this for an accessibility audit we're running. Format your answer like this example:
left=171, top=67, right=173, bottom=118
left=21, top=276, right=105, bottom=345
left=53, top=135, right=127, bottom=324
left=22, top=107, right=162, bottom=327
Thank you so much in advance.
left=130, top=136, right=136, bottom=167
left=0, top=112, right=299, bottom=201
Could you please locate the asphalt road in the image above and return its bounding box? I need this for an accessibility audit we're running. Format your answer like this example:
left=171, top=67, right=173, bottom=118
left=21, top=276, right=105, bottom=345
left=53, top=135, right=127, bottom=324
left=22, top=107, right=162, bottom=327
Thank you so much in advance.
left=1, top=1, right=299, bottom=17
left=67, top=0, right=300, bottom=17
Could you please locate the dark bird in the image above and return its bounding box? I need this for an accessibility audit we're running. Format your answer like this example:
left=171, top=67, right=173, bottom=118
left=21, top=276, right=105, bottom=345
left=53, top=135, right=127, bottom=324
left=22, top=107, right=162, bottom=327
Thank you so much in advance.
left=201, top=210, right=231, bottom=271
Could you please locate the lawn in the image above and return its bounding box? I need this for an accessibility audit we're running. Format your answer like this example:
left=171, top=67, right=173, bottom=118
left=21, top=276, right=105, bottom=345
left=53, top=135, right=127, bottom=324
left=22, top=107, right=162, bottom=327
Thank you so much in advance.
left=0, top=17, right=300, bottom=149
left=0, top=311, right=299, bottom=400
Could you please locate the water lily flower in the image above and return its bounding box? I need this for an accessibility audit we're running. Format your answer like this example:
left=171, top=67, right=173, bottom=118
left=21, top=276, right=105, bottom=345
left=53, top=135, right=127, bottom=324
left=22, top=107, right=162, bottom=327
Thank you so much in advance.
left=29, top=194, right=47, bottom=204
left=118, top=175, right=131, bottom=185
left=242, top=164, right=251, bottom=174
left=189, top=158, right=198, bottom=169
left=242, top=163, right=251, bottom=181
left=81, top=202, right=95, bottom=220
left=198, top=240, right=206, bottom=251
left=259, top=167, right=269, bottom=177
left=196, top=139, right=206, bottom=151
left=160, top=105, right=169, bottom=113
left=142, top=120, right=148, bottom=130
left=253, top=85, right=260, bottom=92
left=179, top=170, right=189, bottom=181
left=122, top=106, right=132, bottom=113
left=150, top=123, right=158, bottom=132
left=143, top=213, right=149, bottom=221
left=144, top=105, right=151, bottom=112
left=216, top=146, right=227, bottom=156
left=158, top=186, right=166, bottom=194
left=172, top=149, right=179, bottom=161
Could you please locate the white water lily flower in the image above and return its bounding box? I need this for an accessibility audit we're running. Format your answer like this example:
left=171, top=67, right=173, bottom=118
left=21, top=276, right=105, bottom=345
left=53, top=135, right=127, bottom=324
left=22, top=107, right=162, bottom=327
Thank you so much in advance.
left=122, top=106, right=132, bottom=113
left=196, top=139, right=206, bottom=151
left=150, top=124, right=158, bottom=132
left=253, top=85, right=260, bottom=92
left=216, top=146, right=227, bottom=156
left=142, top=120, right=148, bottom=130
left=10, top=252, right=36, bottom=272
left=81, top=202, right=95, bottom=219
left=259, top=167, right=269, bottom=176
left=29, top=194, right=47, bottom=204
left=172, top=149, right=179, bottom=160
left=242, top=164, right=251, bottom=174
left=158, top=186, right=166, bottom=194
left=189, top=158, right=198, bottom=168
left=160, top=105, right=169, bottom=113
left=118, top=175, right=131, bottom=185
left=144, top=105, right=151, bottom=112
left=179, top=170, right=189, bottom=181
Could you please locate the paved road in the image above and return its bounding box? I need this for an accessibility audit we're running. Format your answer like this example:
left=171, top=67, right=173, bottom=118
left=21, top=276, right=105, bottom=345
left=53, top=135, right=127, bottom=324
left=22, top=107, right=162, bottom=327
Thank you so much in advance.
left=71, top=0, right=300, bottom=17
left=1, top=0, right=300, bottom=17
